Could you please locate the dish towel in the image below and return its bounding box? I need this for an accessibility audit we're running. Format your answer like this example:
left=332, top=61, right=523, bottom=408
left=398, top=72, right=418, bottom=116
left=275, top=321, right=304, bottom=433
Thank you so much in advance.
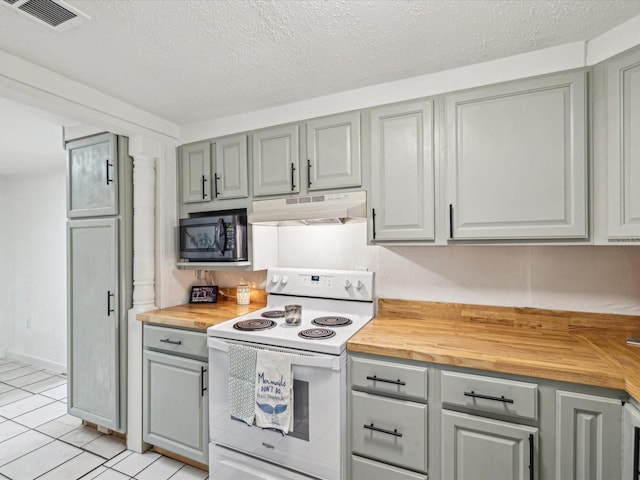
left=228, top=344, right=258, bottom=426
left=255, top=349, right=294, bottom=434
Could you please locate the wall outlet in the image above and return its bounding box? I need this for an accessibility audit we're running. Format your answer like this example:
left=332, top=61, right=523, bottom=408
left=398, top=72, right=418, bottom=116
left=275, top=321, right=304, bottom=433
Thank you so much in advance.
left=26, top=314, right=31, bottom=329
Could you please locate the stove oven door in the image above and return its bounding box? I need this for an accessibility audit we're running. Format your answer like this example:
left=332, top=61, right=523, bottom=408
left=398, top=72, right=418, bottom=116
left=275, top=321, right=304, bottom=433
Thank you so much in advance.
left=208, top=338, right=346, bottom=480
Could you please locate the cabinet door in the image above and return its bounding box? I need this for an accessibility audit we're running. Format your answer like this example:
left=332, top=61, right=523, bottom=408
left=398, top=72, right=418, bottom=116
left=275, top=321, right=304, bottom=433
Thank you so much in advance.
left=556, top=390, right=622, bottom=480
left=441, top=410, right=537, bottom=480
left=67, top=133, right=118, bottom=218
left=143, top=350, right=209, bottom=464
left=181, top=142, right=211, bottom=203
left=67, top=218, right=120, bottom=431
left=370, top=101, right=434, bottom=241
left=215, top=134, right=248, bottom=199
left=253, top=125, right=300, bottom=196
left=306, top=112, right=361, bottom=191
left=446, top=71, right=588, bottom=240
left=623, top=403, right=640, bottom=480
left=607, top=48, right=640, bottom=239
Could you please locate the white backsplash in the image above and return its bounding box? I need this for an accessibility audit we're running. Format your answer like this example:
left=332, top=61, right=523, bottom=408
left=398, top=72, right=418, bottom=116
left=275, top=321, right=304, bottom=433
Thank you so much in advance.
left=277, top=222, right=640, bottom=315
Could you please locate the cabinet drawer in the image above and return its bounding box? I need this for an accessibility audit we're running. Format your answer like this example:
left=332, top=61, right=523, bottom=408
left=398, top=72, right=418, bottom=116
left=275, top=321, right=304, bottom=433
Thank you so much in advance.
left=441, top=370, right=538, bottom=420
left=144, top=324, right=207, bottom=360
left=350, top=355, right=428, bottom=400
left=351, top=455, right=427, bottom=480
left=351, top=391, right=427, bottom=472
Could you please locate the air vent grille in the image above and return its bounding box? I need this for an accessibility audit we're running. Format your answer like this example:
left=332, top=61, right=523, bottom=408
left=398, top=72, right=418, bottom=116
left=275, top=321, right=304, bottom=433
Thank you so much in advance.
left=1, top=0, right=88, bottom=31
left=19, top=0, right=75, bottom=26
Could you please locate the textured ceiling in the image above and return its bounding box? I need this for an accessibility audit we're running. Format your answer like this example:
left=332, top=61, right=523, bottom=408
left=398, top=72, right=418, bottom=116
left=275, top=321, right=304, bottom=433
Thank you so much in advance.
left=0, top=0, right=639, bottom=127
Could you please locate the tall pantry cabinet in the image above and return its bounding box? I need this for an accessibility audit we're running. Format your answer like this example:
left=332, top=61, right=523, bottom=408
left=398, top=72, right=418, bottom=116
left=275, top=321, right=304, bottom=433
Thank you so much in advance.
left=66, top=133, right=132, bottom=433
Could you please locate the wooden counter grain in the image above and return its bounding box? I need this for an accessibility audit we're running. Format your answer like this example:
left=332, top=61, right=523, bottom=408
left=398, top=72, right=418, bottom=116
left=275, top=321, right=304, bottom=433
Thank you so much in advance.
left=137, top=290, right=267, bottom=331
left=348, top=299, right=640, bottom=400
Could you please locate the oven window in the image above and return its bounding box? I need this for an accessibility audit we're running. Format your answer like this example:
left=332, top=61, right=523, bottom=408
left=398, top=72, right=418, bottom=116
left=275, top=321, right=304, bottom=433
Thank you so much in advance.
left=288, top=379, right=309, bottom=441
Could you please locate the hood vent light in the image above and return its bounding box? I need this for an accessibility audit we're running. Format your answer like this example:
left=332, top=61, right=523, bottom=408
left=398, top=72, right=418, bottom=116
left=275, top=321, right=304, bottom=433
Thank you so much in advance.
left=2, top=0, right=89, bottom=31
left=248, top=191, right=367, bottom=226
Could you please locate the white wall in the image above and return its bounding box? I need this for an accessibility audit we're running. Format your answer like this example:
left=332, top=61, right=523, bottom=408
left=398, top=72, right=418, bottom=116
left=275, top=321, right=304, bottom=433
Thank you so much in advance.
left=3, top=171, right=67, bottom=370
left=0, top=175, right=8, bottom=358
left=276, top=223, right=640, bottom=316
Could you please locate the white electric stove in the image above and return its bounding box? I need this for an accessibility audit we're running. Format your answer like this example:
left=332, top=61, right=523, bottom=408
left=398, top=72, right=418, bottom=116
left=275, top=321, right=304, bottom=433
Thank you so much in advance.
left=207, top=267, right=375, bottom=480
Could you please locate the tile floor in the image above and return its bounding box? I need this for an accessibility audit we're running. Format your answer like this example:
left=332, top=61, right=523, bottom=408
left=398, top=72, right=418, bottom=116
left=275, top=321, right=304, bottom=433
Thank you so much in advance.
left=0, top=359, right=208, bottom=480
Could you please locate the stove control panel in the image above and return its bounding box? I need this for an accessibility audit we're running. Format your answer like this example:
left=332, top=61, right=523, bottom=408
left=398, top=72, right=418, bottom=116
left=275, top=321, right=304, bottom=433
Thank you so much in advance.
left=266, top=267, right=374, bottom=301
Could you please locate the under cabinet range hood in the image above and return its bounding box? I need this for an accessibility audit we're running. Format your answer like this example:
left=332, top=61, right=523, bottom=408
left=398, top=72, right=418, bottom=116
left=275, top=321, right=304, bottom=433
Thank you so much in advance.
left=248, top=191, right=366, bottom=225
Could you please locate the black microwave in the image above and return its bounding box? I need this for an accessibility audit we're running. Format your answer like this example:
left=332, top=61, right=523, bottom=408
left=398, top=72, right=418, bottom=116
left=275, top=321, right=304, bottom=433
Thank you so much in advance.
left=179, top=209, right=248, bottom=262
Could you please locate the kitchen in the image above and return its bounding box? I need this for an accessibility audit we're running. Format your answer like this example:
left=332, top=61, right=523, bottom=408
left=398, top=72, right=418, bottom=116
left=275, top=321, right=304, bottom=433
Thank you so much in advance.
left=1, top=1, right=640, bottom=479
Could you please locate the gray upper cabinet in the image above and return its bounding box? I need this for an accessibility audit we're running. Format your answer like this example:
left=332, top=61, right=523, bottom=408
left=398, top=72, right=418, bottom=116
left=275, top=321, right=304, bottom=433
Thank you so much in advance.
left=607, top=48, right=640, bottom=239
left=555, top=390, right=622, bottom=480
left=306, top=112, right=361, bottom=191
left=622, top=402, right=640, bottom=480
left=181, top=142, right=211, bottom=204
left=252, top=125, right=300, bottom=196
left=215, top=134, right=249, bottom=200
left=67, top=133, right=118, bottom=218
left=67, top=218, right=120, bottom=431
left=445, top=71, right=588, bottom=240
left=441, top=410, right=538, bottom=480
left=370, top=101, right=435, bottom=242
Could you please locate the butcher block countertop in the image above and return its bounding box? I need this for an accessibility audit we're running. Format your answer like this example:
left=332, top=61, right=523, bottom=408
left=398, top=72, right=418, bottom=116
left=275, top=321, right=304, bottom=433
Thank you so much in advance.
left=137, top=289, right=267, bottom=331
left=348, top=299, right=640, bottom=401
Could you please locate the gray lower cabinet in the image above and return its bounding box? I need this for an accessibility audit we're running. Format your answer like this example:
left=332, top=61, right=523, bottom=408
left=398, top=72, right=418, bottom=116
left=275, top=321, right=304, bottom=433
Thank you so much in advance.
left=623, top=402, right=640, bottom=480
left=143, top=325, right=208, bottom=464
left=351, top=390, right=428, bottom=472
left=441, top=410, right=538, bottom=480
left=67, top=218, right=121, bottom=430
left=351, top=455, right=427, bottom=480
left=556, top=390, right=622, bottom=480
left=348, top=354, right=429, bottom=479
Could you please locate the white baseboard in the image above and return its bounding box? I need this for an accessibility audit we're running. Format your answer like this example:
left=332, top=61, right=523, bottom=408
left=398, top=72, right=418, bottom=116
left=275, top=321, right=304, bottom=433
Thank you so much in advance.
left=6, top=350, right=67, bottom=374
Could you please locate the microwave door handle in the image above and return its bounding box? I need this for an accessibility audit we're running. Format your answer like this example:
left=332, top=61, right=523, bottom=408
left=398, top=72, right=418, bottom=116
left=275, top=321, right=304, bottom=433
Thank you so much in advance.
left=215, top=218, right=227, bottom=254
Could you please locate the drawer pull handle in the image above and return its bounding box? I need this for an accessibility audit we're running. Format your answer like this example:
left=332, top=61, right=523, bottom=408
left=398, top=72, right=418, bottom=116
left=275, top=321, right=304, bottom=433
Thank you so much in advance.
left=464, top=390, right=514, bottom=404
left=366, top=375, right=406, bottom=386
left=363, top=423, right=403, bottom=438
left=159, top=338, right=182, bottom=346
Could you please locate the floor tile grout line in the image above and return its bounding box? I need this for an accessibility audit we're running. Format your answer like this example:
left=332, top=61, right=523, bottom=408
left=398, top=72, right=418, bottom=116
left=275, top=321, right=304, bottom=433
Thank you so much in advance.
left=29, top=447, right=85, bottom=480
left=0, top=397, right=57, bottom=419
left=0, top=432, right=56, bottom=469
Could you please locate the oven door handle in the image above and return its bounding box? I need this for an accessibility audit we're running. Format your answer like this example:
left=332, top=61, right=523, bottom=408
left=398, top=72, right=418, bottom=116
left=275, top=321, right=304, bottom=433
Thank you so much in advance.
left=207, top=338, right=341, bottom=371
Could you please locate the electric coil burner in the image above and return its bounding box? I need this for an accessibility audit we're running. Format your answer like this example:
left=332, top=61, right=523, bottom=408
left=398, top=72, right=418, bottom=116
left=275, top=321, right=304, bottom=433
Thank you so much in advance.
left=261, top=310, right=285, bottom=319
left=233, top=319, right=277, bottom=331
left=298, top=328, right=337, bottom=340
left=312, top=316, right=353, bottom=327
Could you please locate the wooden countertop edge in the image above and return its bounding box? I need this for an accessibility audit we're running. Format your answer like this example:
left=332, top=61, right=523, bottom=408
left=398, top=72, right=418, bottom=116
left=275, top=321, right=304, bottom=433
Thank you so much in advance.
left=346, top=341, right=627, bottom=392
left=349, top=299, right=640, bottom=401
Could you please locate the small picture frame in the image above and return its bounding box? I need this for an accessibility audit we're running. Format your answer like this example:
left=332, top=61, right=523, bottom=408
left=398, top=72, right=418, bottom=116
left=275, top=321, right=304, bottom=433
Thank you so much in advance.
left=190, top=285, right=218, bottom=304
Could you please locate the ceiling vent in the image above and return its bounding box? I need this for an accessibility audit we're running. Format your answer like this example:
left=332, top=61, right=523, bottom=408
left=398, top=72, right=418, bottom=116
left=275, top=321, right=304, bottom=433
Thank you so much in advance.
left=1, top=0, right=89, bottom=31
